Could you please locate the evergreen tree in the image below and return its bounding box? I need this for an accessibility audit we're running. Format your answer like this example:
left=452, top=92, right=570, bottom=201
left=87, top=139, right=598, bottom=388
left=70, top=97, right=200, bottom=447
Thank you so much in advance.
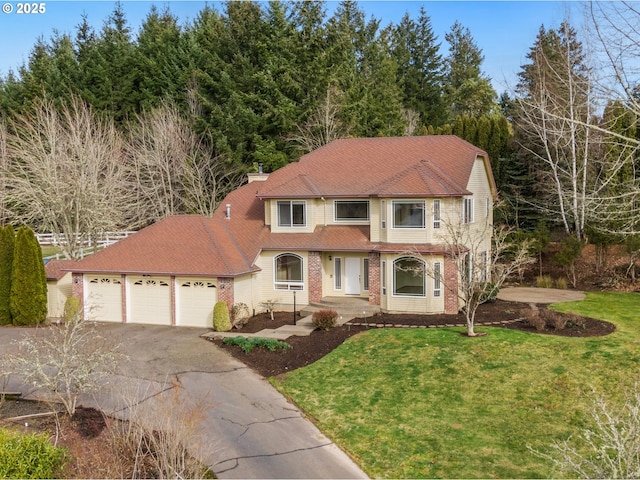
left=10, top=226, right=47, bottom=326
left=134, top=6, right=189, bottom=110
left=0, top=225, right=14, bottom=325
left=443, top=21, right=497, bottom=120
left=392, top=7, right=446, bottom=127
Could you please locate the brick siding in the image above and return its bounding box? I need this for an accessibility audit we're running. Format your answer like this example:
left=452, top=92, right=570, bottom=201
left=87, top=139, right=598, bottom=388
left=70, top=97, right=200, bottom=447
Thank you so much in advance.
left=444, top=255, right=459, bottom=314
left=217, top=277, right=234, bottom=313
left=368, top=252, right=380, bottom=306
left=308, top=251, right=322, bottom=303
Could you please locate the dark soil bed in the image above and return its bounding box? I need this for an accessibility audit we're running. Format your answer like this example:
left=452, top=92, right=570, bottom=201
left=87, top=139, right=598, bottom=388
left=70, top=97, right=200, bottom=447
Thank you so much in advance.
left=211, top=300, right=615, bottom=378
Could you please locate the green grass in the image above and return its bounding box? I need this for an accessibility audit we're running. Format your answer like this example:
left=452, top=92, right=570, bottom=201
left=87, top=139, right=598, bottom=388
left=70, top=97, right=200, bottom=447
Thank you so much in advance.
left=274, top=292, right=640, bottom=478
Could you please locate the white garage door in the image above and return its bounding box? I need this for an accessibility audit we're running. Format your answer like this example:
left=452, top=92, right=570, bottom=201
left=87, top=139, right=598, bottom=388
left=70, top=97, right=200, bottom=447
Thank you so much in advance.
left=128, top=276, right=172, bottom=325
left=176, top=278, right=217, bottom=328
left=85, top=275, right=123, bottom=322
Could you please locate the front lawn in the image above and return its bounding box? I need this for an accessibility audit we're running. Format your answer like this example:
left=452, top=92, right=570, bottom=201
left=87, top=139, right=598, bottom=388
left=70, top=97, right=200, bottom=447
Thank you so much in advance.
left=274, top=292, right=640, bottom=478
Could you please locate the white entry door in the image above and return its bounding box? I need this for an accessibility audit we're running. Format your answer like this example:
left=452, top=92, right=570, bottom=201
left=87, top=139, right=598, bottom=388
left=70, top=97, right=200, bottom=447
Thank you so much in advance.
left=345, top=257, right=360, bottom=295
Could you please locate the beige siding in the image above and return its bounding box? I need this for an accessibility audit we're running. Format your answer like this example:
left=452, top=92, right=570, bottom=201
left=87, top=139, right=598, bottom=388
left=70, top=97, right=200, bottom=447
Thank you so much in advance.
left=380, top=254, right=446, bottom=314
left=46, top=273, right=73, bottom=319
left=233, top=274, right=257, bottom=312
left=370, top=199, right=382, bottom=242
left=255, top=251, right=309, bottom=309
left=267, top=199, right=316, bottom=233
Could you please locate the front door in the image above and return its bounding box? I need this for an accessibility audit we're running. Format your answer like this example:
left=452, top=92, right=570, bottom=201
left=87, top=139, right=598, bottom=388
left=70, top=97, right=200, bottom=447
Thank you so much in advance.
left=345, top=257, right=360, bottom=295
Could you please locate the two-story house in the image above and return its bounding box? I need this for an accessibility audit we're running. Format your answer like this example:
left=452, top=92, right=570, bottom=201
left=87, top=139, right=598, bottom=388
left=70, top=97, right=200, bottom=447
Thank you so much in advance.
left=63, top=136, right=497, bottom=327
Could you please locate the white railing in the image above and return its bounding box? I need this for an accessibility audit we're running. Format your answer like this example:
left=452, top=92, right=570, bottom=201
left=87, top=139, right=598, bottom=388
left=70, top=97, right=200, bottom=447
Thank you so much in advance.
left=36, top=231, right=135, bottom=247
left=38, top=231, right=135, bottom=262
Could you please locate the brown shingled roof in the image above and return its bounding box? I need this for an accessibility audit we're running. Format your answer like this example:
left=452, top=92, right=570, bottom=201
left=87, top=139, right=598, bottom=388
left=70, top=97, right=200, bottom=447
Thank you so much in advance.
left=45, top=259, right=78, bottom=281
left=68, top=136, right=491, bottom=277
left=257, top=135, right=492, bottom=198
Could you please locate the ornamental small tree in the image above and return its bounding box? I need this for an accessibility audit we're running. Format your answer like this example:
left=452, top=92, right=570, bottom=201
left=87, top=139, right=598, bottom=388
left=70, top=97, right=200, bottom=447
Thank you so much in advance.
left=0, top=225, right=15, bottom=325
left=10, top=226, right=47, bottom=325
left=213, top=301, right=231, bottom=332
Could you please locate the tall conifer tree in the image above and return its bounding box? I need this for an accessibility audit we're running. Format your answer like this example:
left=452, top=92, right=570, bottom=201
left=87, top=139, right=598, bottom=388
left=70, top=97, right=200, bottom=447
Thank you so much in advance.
left=10, top=226, right=47, bottom=326
left=0, top=225, right=14, bottom=325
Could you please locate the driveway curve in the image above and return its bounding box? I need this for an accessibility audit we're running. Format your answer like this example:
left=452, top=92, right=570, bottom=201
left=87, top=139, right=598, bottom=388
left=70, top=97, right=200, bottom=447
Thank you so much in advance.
left=0, top=323, right=367, bottom=479
left=498, top=287, right=585, bottom=304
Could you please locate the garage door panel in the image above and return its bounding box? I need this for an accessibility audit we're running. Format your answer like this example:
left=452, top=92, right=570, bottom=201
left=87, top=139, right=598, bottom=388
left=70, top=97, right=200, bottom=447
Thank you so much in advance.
left=129, top=276, right=171, bottom=325
left=177, top=278, right=217, bottom=328
left=86, top=276, right=123, bottom=322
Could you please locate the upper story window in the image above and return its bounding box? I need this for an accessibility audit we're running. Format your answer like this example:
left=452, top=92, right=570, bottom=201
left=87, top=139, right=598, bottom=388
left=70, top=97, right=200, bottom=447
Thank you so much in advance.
left=334, top=200, right=369, bottom=222
left=433, top=199, right=441, bottom=229
left=393, top=201, right=425, bottom=228
left=277, top=200, right=306, bottom=227
left=462, top=197, right=474, bottom=224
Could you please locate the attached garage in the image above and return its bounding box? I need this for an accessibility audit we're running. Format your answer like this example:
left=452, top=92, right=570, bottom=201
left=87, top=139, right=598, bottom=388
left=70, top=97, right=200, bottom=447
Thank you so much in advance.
left=176, top=277, right=217, bottom=328
left=85, top=275, right=123, bottom=322
left=127, top=276, right=172, bottom=325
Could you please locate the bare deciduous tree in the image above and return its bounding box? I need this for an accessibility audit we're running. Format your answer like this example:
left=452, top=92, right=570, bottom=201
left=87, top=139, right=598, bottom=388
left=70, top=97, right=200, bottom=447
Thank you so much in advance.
left=289, top=86, right=349, bottom=153
left=534, top=385, right=640, bottom=479
left=2, top=311, right=123, bottom=416
left=129, top=100, right=243, bottom=220
left=404, top=217, right=534, bottom=336
left=0, top=97, right=139, bottom=259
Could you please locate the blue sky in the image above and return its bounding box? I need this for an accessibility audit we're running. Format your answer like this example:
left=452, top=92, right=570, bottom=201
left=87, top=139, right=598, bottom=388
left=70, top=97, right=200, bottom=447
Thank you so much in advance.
left=0, top=1, right=574, bottom=92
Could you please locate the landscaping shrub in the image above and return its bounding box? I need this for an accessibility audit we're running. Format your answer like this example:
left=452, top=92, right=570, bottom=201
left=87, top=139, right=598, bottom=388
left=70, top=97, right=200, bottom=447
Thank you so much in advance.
left=0, top=428, right=67, bottom=478
left=223, top=336, right=292, bottom=353
left=312, top=309, right=338, bottom=330
left=526, top=309, right=546, bottom=331
left=479, top=282, right=499, bottom=303
left=212, top=301, right=231, bottom=332
left=63, top=297, right=81, bottom=322
left=231, top=302, right=250, bottom=329
left=542, top=309, right=568, bottom=330
left=536, top=275, right=553, bottom=288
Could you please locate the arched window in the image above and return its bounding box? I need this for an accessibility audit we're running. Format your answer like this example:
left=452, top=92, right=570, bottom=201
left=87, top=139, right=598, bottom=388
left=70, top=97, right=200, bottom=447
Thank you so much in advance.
left=274, top=254, right=304, bottom=290
left=393, top=257, right=425, bottom=297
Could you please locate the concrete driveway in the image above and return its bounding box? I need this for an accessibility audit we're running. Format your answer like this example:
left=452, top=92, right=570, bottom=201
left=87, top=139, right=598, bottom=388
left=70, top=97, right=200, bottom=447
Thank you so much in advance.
left=0, top=323, right=367, bottom=479
left=498, top=287, right=586, bottom=304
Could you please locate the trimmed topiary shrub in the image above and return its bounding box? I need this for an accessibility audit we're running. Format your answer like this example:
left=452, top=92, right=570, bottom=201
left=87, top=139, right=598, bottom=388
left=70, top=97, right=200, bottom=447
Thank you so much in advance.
left=312, top=309, right=338, bottom=330
left=212, top=301, right=231, bottom=332
left=0, top=225, right=15, bottom=325
left=10, top=227, right=47, bottom=326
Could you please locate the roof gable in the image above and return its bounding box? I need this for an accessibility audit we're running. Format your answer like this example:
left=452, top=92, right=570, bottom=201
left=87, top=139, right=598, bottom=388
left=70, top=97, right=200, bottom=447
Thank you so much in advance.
left=257, top=136, right=491, bottom=199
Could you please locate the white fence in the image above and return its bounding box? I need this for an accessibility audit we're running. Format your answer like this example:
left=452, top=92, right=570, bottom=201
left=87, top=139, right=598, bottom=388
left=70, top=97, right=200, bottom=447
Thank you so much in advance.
left=36, top=231, right=135, bottom=247
left=38, top=231, right=135, bottom=261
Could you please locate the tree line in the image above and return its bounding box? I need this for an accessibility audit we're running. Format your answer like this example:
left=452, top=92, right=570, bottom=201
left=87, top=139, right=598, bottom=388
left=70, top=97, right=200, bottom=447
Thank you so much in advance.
left=1, top=0, right=640, bottom=279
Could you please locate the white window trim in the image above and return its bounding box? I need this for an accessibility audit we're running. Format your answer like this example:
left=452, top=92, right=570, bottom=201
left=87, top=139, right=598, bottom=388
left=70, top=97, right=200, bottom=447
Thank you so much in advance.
left=274, top=253, right=304, bottom=291
left=463, top=197, right=474, bottom=224
left=277, top=200, right=306, bottom=228
left=381, top=260, right=387, bottom=295
left=433, top=261, right=442, bottom=297
left=334, top=257, right=342, bottom=290
left=381, top=200, right=386, bottom=229
left=392, top=200, right=426, bottom=229
left=433, top=199, right=441, bottom=229
left=392, top=257, right=426, bottom=298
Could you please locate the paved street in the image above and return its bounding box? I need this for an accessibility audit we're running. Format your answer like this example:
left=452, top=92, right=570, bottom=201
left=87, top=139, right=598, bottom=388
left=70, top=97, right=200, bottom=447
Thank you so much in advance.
left=0, top=323, right=367, bottom=479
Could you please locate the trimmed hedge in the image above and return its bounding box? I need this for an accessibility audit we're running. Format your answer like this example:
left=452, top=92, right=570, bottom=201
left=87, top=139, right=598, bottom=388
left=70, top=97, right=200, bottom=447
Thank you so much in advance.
left=10, top=227, right=47, bottom=326
left=213, top=301, right=232, bottom=332
left=223, top=336, right=292, bottom=353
